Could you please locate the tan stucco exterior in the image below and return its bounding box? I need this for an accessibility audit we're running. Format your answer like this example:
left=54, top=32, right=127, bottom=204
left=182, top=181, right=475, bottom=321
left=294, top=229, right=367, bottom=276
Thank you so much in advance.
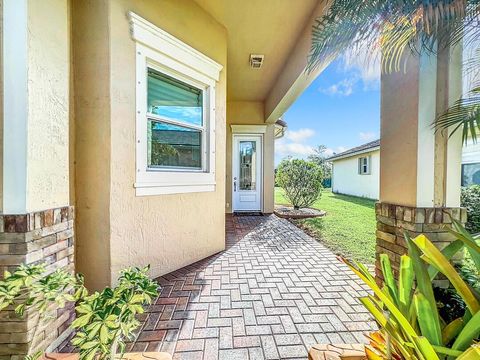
left=73, top=0, right=227, bottom=289
left=380, top=59, right=420, bottom=207
left=226, top=101, right=275, bottom=214
left=26, top=0, right=70, bottom=212
left=380, top=48, right=463, bottom=208
left=1, top=0, right=70, bottom=214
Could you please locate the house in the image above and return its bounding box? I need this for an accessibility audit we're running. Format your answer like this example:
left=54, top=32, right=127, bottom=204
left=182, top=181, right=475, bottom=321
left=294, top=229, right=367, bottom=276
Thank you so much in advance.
left=328, top=140, right=380, bottom=199
left=0, top=0, right=471, bottom=357
left=328, top=138, right=480, bottom=200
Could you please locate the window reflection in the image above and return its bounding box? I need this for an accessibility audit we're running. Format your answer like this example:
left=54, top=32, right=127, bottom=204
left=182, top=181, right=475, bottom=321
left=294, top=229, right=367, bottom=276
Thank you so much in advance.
left=239, top=141, right=256, bottom=190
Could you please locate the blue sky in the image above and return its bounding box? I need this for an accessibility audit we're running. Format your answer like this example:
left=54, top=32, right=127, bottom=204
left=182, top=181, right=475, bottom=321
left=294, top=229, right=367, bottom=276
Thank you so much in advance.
left=275, top=54, right=381, bottom=165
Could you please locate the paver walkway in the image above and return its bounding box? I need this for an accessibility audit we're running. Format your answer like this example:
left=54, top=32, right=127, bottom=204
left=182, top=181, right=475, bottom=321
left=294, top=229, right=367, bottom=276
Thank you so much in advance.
left=131, top=215, right=376, bottom=360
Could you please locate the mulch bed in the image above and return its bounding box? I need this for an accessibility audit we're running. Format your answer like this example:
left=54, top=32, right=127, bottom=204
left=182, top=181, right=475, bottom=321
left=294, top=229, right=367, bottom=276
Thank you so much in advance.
left=274, top=205, right=326, bottom=219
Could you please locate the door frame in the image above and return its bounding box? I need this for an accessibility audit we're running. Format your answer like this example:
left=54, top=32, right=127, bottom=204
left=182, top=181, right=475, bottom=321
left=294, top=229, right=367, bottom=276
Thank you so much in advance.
left=231, top=125, right=266, bottom=212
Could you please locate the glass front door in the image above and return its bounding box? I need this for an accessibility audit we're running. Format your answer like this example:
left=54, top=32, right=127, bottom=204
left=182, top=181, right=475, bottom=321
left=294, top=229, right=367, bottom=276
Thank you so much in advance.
left=233, top=136, right=262, bottom=211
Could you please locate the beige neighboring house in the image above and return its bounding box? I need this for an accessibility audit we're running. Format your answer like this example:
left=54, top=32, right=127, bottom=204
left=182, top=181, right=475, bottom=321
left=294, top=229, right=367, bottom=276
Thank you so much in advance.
left=329, top=138, right=480, bottom=200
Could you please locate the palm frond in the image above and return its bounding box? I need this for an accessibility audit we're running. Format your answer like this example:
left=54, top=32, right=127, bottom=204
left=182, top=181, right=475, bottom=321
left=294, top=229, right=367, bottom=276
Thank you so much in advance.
left=435, top=86, right=480, bottom=143
left=308, top=0, right=480, bottom=74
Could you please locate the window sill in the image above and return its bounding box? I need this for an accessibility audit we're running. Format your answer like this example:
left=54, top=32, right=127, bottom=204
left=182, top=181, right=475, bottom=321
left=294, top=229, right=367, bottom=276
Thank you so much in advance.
left=135, top=182, right=216, bottom=196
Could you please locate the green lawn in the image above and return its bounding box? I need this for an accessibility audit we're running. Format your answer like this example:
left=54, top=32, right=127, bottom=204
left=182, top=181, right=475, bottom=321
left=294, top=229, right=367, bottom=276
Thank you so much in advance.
left=275, top=187, right=376, bottom=264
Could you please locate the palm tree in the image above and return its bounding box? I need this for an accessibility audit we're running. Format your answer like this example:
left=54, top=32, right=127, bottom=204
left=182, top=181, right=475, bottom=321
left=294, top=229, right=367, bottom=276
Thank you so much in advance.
left=308, top=0, right=480, bottom=143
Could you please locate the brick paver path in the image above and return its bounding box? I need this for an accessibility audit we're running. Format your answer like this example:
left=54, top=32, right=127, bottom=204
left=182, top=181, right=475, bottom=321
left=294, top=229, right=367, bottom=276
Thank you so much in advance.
left=131, top=215, right=376, bottom=359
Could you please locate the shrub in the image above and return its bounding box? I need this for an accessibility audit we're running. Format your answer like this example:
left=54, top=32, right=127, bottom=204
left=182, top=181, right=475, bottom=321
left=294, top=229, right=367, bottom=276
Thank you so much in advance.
left=276, top=159, right=323, bottom=209
left=461, top=185, right=480, bottom=234
left=0, top=264, right=159, bottom=360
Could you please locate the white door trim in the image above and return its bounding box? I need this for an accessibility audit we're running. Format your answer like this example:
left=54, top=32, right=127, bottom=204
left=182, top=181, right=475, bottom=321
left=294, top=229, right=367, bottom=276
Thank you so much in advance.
left=232, top=133, right=264, bottom=212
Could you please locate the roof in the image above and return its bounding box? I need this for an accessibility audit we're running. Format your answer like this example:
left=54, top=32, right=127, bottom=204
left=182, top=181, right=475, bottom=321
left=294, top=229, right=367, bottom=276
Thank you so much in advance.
left=327, top=139, right=380, bottom=161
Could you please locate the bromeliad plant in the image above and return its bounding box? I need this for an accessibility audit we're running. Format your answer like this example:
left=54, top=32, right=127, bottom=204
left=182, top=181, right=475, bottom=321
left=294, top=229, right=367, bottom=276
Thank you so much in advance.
left=71, top=266, right=159, bottom=360
left=0, top=264, right=159, bottom=360
left=345, top=219, right=480, bottom=359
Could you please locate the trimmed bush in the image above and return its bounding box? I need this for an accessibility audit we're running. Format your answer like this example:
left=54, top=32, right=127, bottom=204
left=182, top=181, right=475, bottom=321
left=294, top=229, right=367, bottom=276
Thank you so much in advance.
left=276, top=159, right=323, bottom=210
left=461, top=185, right=480, bottom=234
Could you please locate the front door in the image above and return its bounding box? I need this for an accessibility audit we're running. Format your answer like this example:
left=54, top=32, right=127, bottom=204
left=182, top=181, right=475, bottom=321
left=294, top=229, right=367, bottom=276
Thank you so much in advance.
left=233, top=135, right=262, bottom=212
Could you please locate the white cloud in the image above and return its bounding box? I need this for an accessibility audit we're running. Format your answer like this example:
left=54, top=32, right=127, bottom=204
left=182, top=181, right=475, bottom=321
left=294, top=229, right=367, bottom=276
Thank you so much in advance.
left=284, top=128, right=315, bottom=142
left=275, top=138, right=315, bottom=157
left=319, top=77, right=357, bottom=97
left=341, top=43, right=380, bottom=90
left=359, top=132, right=377, bottom=142
left=324, top=146, right=348, bottom=157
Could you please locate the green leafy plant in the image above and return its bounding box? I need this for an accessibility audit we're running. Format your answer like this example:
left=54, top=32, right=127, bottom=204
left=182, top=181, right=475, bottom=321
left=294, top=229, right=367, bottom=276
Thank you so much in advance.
left=276, top=158, right=323, bottom=210
left=461, top=185, right=480, bottom=234
left=0, top=264, right=85, bottom=360
left=344, top=219, right=480, bottom=359
left=71, top=266, right=159, bottom=360
left=0, top=264, right=159, bottom=360
left=307, top=145, right=332, bottom=181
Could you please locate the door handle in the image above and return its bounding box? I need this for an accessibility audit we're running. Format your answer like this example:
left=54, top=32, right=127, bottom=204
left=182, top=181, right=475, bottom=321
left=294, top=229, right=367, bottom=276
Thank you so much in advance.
left=234, top=181, right=236, bottom=192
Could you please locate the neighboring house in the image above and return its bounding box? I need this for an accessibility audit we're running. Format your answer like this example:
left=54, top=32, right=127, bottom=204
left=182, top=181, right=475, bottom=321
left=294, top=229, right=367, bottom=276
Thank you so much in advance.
left=328, top=139, right=480, bottom=199
left=328, top=140, right=381, bottom=199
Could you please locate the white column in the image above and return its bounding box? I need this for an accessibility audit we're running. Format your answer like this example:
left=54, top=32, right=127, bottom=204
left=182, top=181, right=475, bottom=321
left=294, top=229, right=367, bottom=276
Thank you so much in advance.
left=3, top=0, right=28, bottom=214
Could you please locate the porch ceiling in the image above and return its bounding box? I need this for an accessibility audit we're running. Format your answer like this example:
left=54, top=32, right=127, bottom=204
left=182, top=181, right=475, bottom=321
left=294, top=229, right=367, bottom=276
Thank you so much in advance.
left=193, top=0, right=320, bottom=103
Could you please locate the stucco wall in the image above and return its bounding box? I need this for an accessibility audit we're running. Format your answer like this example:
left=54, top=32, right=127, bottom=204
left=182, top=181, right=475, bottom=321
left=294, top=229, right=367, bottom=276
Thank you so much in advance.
left=107, top=0, right=226, bottom=286
left=380, top=60, right=420, bottom=206
left=226, top=101, right=275, bottom=214
left=26, top=0, right=70, bottom=212
left=73, top=0, right=227, bottom=289
left=332, top=150, right=380, bottom=200
left=72, top=0, right=112, bottom=288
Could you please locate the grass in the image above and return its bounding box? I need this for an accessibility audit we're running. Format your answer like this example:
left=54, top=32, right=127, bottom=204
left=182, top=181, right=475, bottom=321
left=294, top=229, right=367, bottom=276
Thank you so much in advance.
left=275, top=187, right=376, bottom=264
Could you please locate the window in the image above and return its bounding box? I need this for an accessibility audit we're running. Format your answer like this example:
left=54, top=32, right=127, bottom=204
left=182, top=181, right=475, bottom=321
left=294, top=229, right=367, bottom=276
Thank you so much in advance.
left=358, top=156, right=370, bottom=175
left=129, top=12, right=222, bottom=196
left=462, top=163, right=480, bottom=186
left=147, top=69, right=204, bottom=170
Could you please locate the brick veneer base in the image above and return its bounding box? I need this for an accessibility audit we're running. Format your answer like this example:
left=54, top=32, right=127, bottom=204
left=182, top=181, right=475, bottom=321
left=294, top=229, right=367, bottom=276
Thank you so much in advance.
left=375, top=202, right=466, bottom=284
left=0, top=206, right=75, bottom=360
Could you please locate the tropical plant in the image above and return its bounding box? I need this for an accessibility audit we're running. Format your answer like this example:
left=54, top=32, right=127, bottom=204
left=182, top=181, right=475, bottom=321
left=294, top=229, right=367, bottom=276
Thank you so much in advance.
left=71, top=266, right=159, bottom=360
left=0, top=264, right=159, bottom=360
left=344, top=219, right=480, bottom=359
left=307, top=145, right=333, bottom=181
left=308, top=0, right=480, bottom=143
left=461, top=185, right=480, bottom=233
left=276, top=158, right=323, bottom=209
left=0, top=264, right=85, bottom=360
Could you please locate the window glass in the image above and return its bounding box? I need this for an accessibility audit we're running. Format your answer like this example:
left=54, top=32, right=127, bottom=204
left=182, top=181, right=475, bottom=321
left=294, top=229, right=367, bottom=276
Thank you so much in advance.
left=462, top=163, right=480, bottom=186
left=146, top=68, right=205, bottom=170
left=148, top=121, right=202, bottom=169
left=359, top=157, right=369, bottom=174
left=147, top=69, right=203, bottom=127
left=239, top=141, right=256, bottom=190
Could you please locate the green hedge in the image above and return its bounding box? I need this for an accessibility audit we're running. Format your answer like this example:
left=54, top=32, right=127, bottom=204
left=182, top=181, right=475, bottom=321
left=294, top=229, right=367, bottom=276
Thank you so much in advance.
left=461, top=185, right=480, bottom=234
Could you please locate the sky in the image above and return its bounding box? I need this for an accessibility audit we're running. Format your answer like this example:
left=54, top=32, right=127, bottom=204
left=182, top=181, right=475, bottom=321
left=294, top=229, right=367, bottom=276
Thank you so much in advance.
left=275, top=52, right=381, bottom=165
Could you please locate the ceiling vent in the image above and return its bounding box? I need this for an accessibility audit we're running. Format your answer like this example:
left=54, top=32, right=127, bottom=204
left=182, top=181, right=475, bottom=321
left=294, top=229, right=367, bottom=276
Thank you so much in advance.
left=250, top=54, right=264, bottom=69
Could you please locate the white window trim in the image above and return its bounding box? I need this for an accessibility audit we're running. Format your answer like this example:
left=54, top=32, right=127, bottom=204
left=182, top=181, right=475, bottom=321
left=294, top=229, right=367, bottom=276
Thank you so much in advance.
left=129, top=12, right=223, bottom=196
left=358, top=156, right=371, bottom=175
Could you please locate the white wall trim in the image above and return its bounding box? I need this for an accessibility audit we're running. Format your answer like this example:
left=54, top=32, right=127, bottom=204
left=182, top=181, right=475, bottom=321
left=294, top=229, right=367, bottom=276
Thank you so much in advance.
left=328, top=147, right=380, bottom=162
left=231, top=125, right=267, bottom=134
left=416, top=52, right=437, bottom=207
left=3, top=0, right=28, bottom=214
left=130, top=13, right=222, bottom=196
left=128, top=12, right=222, bottom=82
